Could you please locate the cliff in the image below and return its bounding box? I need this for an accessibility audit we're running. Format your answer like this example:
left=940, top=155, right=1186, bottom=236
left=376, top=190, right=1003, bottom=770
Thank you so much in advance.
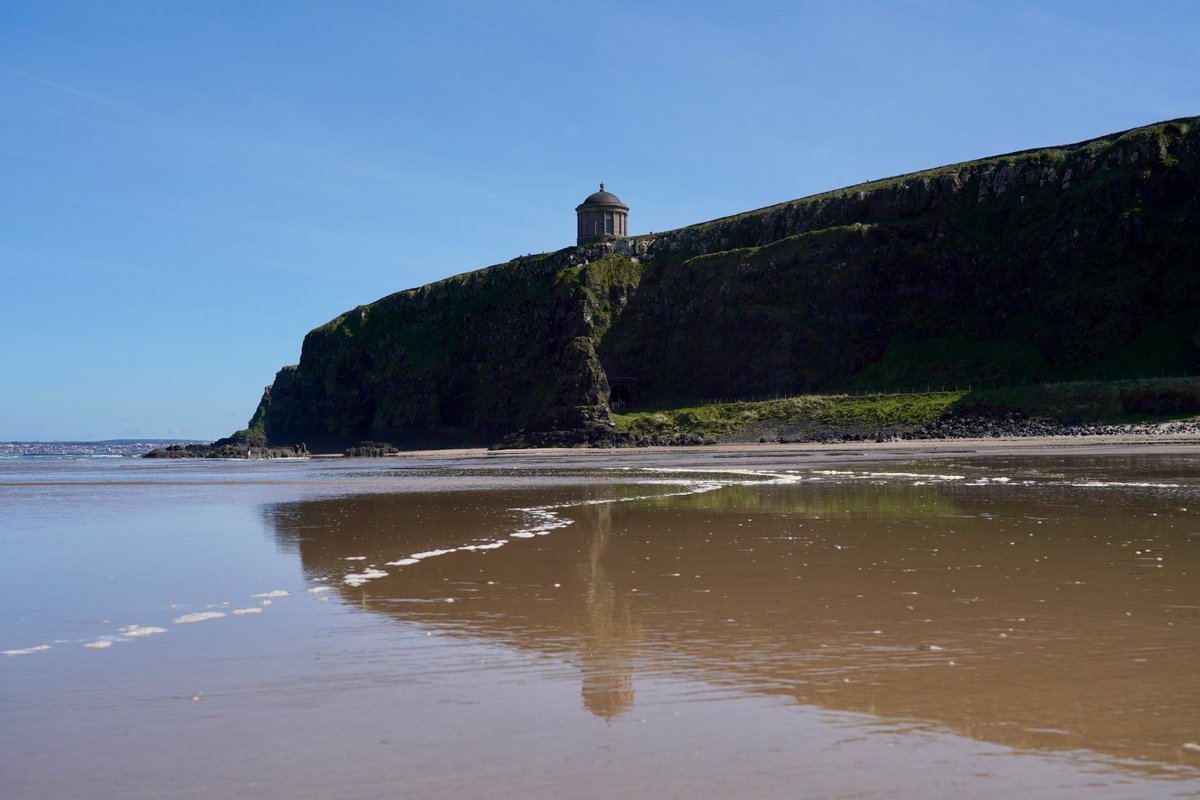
left=244, top=117, right=1200, bottom=450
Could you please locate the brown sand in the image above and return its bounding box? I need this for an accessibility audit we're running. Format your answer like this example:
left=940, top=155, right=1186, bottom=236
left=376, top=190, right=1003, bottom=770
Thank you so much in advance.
left=382, top=432, right=1200, bottom=466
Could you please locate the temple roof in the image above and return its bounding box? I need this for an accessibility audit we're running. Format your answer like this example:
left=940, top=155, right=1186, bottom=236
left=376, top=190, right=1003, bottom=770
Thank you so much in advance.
left=577, top=183, right=628, bottom=210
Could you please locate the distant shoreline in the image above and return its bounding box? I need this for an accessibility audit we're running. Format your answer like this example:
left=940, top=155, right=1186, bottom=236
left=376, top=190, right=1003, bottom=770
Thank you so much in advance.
left=0, top=440, right=206, bottom=458
left=135, top=429, right=1200, bottom=464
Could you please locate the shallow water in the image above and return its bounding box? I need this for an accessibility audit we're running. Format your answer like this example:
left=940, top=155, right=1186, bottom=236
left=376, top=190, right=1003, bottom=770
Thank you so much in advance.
left=2, top=451, right=1199, bottom=798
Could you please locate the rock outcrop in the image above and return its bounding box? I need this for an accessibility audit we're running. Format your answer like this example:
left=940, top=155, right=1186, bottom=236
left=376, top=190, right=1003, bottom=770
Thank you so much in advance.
left=241, top=118, right=1200, bottom=450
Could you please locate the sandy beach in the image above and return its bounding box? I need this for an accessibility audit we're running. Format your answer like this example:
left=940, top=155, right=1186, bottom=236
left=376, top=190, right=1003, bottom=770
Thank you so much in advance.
left=384, top=431, right=1200, bottom=466
left=4, top=440, right=1200, bottom=799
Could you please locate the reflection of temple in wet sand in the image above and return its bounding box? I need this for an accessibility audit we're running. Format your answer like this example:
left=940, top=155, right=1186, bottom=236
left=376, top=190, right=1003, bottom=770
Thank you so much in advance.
left=267, top=490, right=642, bottom=721
left=578, top=503, right=636, bottom=721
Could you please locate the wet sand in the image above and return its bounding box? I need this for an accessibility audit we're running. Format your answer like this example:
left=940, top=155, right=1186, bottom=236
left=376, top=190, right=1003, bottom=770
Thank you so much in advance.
left=389, top=430, right=1200, bottom=464
left=3, top=443, right=1200, bottom=798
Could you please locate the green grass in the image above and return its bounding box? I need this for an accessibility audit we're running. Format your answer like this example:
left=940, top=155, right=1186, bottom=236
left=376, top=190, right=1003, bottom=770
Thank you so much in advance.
left=612, top=391, right=967, bottom=438
left=612, top=377, right=1200, bottom=440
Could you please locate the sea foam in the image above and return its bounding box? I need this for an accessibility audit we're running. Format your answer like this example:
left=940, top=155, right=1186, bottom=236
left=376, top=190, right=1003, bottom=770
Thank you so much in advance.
left=343, top=568, right=388, bottom=587
left=172, top=611, right=226, bottom=625
left=3, top=644, right=50, bottom=656
left=120, top=625, right=167, bottom=638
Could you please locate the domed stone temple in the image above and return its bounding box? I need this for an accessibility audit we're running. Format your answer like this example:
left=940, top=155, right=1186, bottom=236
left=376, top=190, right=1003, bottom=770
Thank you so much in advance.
left=576, top=183, right=628, bottom=246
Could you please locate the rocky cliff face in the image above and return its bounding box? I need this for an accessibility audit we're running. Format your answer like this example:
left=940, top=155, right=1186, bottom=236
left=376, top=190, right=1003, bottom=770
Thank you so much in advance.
left=247, top=118, right=1200, bottom=449
left=253, top=250, right=644, bottom=450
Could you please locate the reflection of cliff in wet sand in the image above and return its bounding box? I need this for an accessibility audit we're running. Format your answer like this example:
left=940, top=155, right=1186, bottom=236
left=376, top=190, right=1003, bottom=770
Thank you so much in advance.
left=578, top=502, right=637, bottom=721
left=270, top=486, right=642, bottom=720
left=266, top=471, right=1200, bottom=774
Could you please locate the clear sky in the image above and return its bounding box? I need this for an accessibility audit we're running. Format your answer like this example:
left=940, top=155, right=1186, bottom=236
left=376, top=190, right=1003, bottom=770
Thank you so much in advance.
left=2, top=0, right=1197, bottom=440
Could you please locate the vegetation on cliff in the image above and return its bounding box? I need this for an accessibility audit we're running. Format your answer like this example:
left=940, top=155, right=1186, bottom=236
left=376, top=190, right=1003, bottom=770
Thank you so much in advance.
left=239, top=117, right=1200, bottom=451
left=607, top=377, right=1200, bottom=445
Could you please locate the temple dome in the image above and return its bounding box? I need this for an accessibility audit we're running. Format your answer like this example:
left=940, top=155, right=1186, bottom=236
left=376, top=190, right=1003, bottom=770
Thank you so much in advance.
left=575, top=183, right=629, bottom=245
left=578, top=184, right=628, bottom=210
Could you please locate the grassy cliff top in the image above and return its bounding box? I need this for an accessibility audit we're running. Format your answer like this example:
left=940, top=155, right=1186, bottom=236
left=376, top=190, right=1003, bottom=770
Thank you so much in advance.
left=632, top=115, right=1198, bottom=241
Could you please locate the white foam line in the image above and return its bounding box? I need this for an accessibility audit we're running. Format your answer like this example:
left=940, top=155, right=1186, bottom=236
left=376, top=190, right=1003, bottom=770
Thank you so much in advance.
left=119, top=625, right=167, bottom=638
left=3, top=644, right=50, bottom=656
left=503, top=478, right=738, bottom=547
left=827, top=470, right=966, bottom=481
left=409, top=549, right=457, bottom=560
left=634, top=467, right=804, bottom=484
left=811, top=469, right=969, bottom=481
left=1069, top=480, right=1182, bottom=489
left=812, top=469, right=1192, bottom=492
left=250, top=590, right=291, bottom=598
left=869, top=472, right=964, bottom=481
left=172, top=611, right=226, bottom=625
left=369, top=476, right=739, bottom=578
left=385, top=549, right=459, bottom=565
left=17, top=588, right=287, bottom=659
left=385, top=540, right=508, bottom=567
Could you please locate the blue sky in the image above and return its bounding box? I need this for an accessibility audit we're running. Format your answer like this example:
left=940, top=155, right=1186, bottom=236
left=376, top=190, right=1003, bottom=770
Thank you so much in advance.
left=2, top=0, right=1197, bottom=440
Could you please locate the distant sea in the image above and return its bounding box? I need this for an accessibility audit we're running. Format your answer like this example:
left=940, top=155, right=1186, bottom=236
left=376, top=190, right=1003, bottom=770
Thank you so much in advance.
left=0, top=440, right=204, bottom=458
